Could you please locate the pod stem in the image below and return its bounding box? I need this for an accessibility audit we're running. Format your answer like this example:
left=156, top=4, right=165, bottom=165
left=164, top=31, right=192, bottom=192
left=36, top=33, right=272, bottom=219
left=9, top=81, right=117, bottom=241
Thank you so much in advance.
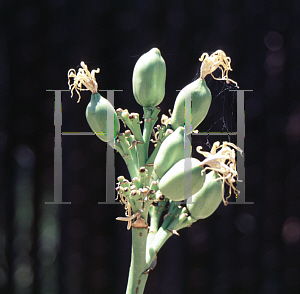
left=114, top=140, right=124, bottom=155
left=126, top=134, right=139, bottom=164
left=130, top=114, right=146, bottom=168
left=118, top=135, right=138, bottom=178
left=142, top=106, right=160, bottom=162
left=161, top=201, right=182, bottom=230
left=147, top=200, right=167, bottom=246
left=121, top=153, right=138, bottom=179
left=146, top=141, right=161, bottom=166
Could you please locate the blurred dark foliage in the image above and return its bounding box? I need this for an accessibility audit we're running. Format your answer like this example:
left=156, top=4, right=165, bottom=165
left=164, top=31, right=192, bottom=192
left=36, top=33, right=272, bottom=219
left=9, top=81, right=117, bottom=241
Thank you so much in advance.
left=0, top=0, right=300, bottom=293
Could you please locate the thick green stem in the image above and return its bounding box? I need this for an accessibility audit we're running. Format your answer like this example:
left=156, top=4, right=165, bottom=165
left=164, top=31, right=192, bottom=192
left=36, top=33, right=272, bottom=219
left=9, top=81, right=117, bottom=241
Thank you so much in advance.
left=125, top=227, right=149, bottom=294
left=146, top=227, right=172, bottom=269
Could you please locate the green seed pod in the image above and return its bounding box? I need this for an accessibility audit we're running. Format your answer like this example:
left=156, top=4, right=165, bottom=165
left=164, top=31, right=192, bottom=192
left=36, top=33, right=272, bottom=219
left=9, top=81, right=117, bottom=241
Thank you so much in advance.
left=86, top=93, right=120, bottom=147
left=154, top=126, right=191, bottom=179
left=158, top=158, right=205, bottom=201
left=170, top=79, right=211, bottom=134
left=132, top=48, right=166, bottom=107
left=187, top=171, right=223, bottom=220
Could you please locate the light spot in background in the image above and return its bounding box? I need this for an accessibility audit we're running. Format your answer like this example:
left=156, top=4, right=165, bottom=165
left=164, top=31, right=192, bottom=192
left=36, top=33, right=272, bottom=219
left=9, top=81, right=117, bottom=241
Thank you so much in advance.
left=38, top=213, right=59, bottom=257
left=282, top=217, right=300, bottom=245
left=38, top=195, right=59, bottom=293
left=264, top=31, right=285, bottom=76
left=187, top=224, right=209, bottom=248
left=264, top=31, right=283, bottom=51
left=285, top=104, right=300, bottom=144
left=235, top=212, right=256, bottom=235
left=264, top=50, right=285, bottom=76
left=262, top=248, right=282, bottom=269
left=12, top=152, right=35, bottom=292
left=13, top=263, right=34, bottom=288
left=14, top=145, right=35, bottom=169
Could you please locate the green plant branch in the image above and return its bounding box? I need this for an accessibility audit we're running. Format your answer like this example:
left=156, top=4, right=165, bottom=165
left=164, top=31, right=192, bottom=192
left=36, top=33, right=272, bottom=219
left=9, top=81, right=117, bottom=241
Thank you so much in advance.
left=125, top=130, right=138, bottom=163
left=160, top=201, right=181, bottom=229
left=118, top=135, right=139, bottom=178
left=146, top=141, right=161, bottom=166
left=130, top=114, right=146, bottom=168
left=118, top=109, right=145, bottom=168
left=123, top=157, right=138, bottom=179
left=145, top=226, right=173, bottom=269
left=147, top=200, right=167, bottom=247
left=145, top=204, right=189, bottom=270
left=143, top=106, right=160, bottom=160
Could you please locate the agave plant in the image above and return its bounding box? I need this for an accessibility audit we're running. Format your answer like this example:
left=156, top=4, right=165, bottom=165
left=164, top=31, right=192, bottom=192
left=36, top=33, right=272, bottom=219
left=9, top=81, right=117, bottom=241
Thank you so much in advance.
left=67, top=48, right=242, bottom=294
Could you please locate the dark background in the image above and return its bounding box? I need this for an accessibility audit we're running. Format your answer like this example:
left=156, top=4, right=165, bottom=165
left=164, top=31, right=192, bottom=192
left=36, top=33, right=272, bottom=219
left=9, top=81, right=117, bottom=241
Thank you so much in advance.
left=1, top=0, right=300, bottom=293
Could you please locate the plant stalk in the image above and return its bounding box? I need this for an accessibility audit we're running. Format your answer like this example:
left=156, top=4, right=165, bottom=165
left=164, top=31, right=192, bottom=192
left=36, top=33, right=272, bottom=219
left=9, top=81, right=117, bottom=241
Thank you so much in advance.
left=125, top=227, right=149, bottom=294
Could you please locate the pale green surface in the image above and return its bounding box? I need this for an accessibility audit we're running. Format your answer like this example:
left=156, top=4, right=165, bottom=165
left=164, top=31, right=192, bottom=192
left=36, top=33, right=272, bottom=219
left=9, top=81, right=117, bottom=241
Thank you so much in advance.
left=187, top=171, right=223, bottom=219
left=132, top=48, right=166, bottom=107
left=154, top=126, right=191, bottom=179
left=159, top=158, right=206, bottom=201
left=171, top=79, right=212, bottom=134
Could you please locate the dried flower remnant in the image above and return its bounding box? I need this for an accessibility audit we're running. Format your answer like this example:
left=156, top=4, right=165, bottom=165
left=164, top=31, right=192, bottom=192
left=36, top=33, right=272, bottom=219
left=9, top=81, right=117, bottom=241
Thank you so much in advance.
left=199, top=50, right=239, bottom=88
left=160, top=109, right=172, bottom=126
left=115, top=185, right=134, bottom=230
left=197, top=141, right=243, bottom=205
left=67, top=61, right=100, bottom=102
